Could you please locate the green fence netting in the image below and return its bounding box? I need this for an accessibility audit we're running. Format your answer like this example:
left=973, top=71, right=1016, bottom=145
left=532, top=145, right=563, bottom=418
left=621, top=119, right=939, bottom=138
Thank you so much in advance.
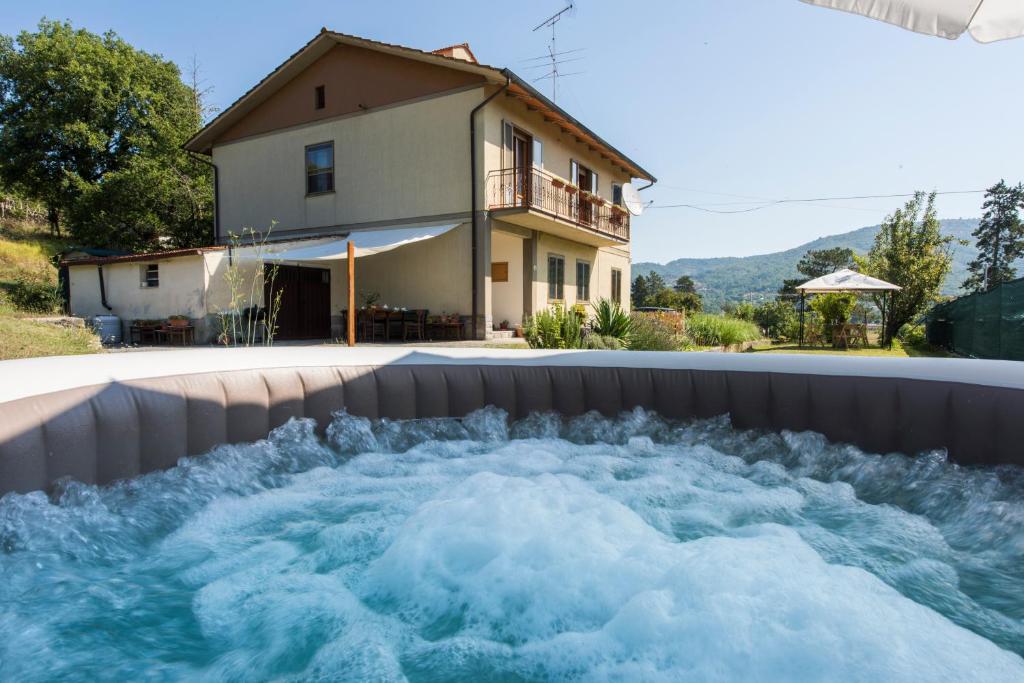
left=926, top=277, right=1024, bottom=360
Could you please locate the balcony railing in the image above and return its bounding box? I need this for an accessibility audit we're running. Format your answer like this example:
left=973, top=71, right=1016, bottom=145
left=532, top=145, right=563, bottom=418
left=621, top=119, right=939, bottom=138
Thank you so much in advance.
left=486, top=167, right=630, bottom=242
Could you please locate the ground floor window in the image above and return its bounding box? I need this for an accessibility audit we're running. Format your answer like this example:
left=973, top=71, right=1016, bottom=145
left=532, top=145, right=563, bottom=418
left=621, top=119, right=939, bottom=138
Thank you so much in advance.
left=547, top=254, right=565, bottom=301
left=576, top=260, right=591, bottom=301
left=140, top=263, right=159, bottom=288
left=611, top=268, right=622, bottom=304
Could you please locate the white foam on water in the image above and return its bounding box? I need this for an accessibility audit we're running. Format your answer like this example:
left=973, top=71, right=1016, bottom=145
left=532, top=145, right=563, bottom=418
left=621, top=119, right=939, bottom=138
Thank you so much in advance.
left=0, top=407, right=1022, bottom=682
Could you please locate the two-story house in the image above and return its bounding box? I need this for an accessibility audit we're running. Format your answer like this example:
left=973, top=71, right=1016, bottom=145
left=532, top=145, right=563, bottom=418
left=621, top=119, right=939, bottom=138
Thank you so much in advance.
left=65, top=30, right=655, bottom=342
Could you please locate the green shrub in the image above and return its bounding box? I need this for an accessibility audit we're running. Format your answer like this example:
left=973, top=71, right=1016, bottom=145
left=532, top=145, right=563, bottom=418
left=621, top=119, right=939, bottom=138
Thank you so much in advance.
left=753, top=300, right=798, bottom=341
left=6, top=275, right=61, bottom=313
left=628, top=311, right=688, bottom=351
left=809, top=293, right=857, bottom=342
left=582, top=334, right=625, bottom=350
left=590, top=298, right=631, bottom=342
left=898, top=323, right=926, bottom=346
left=684, top=313, right=761, bottom=347
left=523, top=305, right=584, bottom=349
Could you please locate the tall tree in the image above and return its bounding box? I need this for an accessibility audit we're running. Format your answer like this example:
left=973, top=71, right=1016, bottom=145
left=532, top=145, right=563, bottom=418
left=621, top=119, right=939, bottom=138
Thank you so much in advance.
left=962, top=180, right=1024, bottom=293
left=673, top=275, right=697, bottom=294
left=0, top=20, right=211, bottom=248
left=862, top=192, right=955, bottom=346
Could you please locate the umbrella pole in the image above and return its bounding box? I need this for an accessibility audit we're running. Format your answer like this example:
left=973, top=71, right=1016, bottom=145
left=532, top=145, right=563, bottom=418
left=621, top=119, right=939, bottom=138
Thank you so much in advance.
left=347, top=240, right=356, bottom=347
left=798, top=292, right=805, bottom=347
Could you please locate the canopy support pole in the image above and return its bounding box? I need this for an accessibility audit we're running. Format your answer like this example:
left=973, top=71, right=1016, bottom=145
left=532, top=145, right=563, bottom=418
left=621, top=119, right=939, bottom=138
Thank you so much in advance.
left=798, top=292, right=806, bottom=347
left=347, top=241, right=355, bottom=347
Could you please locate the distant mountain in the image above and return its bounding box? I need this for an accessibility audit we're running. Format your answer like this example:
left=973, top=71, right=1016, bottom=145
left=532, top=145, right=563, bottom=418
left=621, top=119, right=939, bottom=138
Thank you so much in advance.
left=634, top=218, right=988, bottom=312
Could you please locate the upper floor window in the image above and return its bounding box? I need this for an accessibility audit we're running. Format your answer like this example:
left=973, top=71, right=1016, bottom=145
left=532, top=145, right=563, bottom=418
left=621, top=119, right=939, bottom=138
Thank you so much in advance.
left=314, top=85, right=326, bottom=110
left=140, top=263, right=159, bottom=288
left=612, top=183, right=623, bottom=206
left=305, top=142, right=334, bottom=195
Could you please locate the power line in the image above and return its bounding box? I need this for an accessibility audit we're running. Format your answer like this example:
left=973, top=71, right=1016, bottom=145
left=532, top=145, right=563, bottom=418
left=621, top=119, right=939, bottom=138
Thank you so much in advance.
left=647, top=189, right=985, bottom=214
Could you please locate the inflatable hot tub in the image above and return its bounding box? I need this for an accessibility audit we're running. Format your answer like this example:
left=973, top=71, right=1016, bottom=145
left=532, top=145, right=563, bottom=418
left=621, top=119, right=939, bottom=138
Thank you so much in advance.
left=1, top=347, right=1023, bottom=495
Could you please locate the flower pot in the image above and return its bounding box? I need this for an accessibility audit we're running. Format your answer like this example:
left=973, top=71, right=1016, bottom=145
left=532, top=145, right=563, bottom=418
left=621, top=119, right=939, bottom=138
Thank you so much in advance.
left=168, top=318, right=189, bottom=327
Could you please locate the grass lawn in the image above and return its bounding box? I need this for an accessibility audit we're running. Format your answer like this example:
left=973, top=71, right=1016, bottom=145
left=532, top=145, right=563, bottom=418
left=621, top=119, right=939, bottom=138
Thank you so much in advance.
left=746, top=339, right=949, bottom=358
left=0, top=304, right=101, bottom=360
left=0, top=220, right=103, bottom=360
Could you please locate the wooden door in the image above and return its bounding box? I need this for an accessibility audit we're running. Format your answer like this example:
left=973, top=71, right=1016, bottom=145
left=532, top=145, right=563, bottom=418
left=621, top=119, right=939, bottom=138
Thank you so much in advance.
left=513, top=131, right=532, bottom=206
left=577, top=165, right=594, bottom=225
left=265, top=264, right=331, bottom=340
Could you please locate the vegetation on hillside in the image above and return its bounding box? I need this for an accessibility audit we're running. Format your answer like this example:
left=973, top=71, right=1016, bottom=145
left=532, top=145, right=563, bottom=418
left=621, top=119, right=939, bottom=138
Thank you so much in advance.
left=0, top=216, right=101, bottom=360
left=634, top=218, right=987, bottom=311
left=0, top=20, right=213, bottom=250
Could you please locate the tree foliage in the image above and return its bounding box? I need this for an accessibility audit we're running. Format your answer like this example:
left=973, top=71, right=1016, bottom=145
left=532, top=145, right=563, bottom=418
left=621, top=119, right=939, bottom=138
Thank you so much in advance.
left=0, top=19, right=212, bottom=249
left=778, top=247, right=856, bottom=299
left=862, top=192, right=955, bottom=346
left=632, top=270, right=702, bottom=312
left=962, top=179, right=1024, bottom=293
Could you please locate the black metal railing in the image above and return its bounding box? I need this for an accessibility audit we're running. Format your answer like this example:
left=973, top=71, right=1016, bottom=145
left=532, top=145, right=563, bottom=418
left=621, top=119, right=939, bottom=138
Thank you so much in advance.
left=486, top=167, right=630, bottom=241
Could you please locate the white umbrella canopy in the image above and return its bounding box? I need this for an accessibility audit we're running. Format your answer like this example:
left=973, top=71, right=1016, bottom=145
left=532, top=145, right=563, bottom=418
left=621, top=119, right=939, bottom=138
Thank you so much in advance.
left=796, top=268, right=902, bottom=293
left=801, top=0, right=1024, bottom=42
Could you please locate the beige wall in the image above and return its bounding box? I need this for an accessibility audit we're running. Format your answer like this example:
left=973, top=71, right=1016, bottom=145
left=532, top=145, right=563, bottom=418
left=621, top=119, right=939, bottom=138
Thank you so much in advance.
left=68, top=257, right=208, bottom=322
left=491, top=228, right=524, bottom=327
left=482, top=97, right=633, bottom=204
left=213, top=87, right=481, bottom=237
left=532, top=233, right=631, bottom=314
left=337, top=223, right=472, bottom=316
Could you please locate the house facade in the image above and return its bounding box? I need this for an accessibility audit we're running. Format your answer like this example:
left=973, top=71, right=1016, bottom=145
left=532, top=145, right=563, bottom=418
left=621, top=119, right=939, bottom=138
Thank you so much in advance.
left=66, top=31, right=654, bottom=341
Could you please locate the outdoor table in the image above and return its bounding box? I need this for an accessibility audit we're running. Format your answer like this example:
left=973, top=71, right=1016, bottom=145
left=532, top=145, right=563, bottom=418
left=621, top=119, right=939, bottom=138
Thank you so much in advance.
left=156, top=325, right=195, bottom=346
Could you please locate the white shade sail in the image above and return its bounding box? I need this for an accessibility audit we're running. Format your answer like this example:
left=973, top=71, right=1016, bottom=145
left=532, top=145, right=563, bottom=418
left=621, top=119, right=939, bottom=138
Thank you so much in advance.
left=801, top=0, right=1024, bottom=42
left=796, top=268, right=902, bottom=293
left=245, top=222, right=461, bottom=262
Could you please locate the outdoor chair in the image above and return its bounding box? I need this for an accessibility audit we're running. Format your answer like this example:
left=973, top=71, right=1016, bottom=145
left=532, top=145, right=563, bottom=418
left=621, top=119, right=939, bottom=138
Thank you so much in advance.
left=370, top=310, right=388, bottom=342
left=403, top=309, right=427, bottom=341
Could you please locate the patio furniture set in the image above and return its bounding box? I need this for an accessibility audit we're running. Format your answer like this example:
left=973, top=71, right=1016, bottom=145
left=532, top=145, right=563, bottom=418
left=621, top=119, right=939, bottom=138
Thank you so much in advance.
left=341, top=309, right=465, bottom=343
left=128, top=318, right=195, bottom=346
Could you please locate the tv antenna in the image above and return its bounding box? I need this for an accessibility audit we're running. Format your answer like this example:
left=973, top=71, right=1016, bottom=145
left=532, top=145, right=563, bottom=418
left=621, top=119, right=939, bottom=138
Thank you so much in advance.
left=531, top=2, right=577, bottom=102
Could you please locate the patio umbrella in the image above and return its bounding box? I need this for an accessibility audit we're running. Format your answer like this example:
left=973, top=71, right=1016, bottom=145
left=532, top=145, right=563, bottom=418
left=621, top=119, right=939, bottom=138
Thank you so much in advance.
left=800, top=0, right=1024, bottom=42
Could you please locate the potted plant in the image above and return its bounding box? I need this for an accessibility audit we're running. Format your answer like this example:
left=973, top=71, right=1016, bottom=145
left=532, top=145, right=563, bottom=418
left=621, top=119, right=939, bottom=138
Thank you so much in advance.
left=611, top=204, right=627, bottom=216
left=500, top=319, right=509, bottom=330
left=551, top=177, right=565, bottom=189
left=168, top=315, right=190, bottom=327
left=565, top=184, right=578, bottom=195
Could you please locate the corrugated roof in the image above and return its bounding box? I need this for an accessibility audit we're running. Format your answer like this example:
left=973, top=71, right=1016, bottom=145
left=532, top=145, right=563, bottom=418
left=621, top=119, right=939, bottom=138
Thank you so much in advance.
left=62, top=246, right=225, bottom=267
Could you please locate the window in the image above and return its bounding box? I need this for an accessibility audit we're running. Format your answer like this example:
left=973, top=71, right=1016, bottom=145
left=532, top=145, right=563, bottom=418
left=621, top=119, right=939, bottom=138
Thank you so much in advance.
left=140, top=263, right=159, bottom=288
left=576, top=260, right=591, bottom=301
left=547, top=254, right=565, bottom=300
left=611, top=268, right=622, bottom=304
left=492, top=261, right=509, bottom=283
left=612, top=183, right=623, bottom=206
left=305, top=142, right=334, bottom=194
left=314, top=85, right=326, bottom=109
left=533, top=138, right=543, bottom=169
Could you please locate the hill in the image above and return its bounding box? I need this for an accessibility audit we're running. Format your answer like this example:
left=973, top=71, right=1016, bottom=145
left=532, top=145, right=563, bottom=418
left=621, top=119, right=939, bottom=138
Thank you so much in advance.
left=634, top=218, right=986, bottom=311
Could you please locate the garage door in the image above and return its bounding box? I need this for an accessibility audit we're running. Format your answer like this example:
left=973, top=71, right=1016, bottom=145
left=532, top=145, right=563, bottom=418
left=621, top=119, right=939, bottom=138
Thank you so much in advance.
left=265, top=265, right=331, bottom=340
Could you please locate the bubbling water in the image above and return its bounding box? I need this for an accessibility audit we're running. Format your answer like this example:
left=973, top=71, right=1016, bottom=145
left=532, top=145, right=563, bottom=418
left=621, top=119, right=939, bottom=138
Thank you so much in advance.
left=1, top=407, right=1022, bottom=682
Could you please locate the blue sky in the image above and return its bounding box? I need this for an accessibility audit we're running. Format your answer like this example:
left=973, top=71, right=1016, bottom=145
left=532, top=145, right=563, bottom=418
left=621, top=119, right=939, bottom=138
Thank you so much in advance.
left=7, top=0, right=1024, bottom=261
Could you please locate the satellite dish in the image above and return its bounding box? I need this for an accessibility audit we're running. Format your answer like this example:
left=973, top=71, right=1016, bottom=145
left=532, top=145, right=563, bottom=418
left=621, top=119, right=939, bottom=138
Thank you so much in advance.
left=621, top=183, right=645, bottom=216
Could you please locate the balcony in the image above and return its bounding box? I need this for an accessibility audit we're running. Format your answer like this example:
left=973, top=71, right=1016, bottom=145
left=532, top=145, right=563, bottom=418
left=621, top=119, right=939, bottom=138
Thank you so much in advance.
left=486, top=168, right=630, bottom=245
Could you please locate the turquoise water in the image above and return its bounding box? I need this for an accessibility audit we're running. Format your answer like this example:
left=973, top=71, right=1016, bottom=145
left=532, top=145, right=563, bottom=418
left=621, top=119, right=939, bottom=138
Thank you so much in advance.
left=1, top=407, right=1022, bottom=681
